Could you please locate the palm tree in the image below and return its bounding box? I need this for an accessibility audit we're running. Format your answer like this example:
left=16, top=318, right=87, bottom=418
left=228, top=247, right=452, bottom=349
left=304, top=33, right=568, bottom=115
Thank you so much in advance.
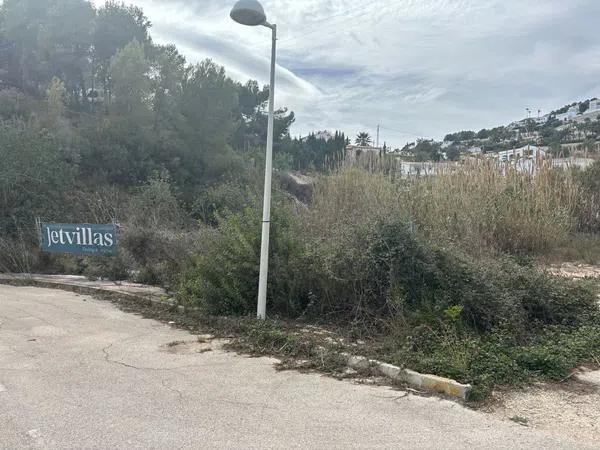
left=355, top=132, right=372, bottom=147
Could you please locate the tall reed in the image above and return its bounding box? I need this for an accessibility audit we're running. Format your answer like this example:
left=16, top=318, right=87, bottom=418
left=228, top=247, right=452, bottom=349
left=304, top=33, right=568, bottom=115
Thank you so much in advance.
left=318, top=158, right=582, bottom=255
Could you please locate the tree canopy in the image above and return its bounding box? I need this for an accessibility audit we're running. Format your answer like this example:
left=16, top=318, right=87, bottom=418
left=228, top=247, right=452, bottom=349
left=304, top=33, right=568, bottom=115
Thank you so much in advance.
left=355, top=132, right=372, bottom=146
left=0, top=0, right=347, bottom=235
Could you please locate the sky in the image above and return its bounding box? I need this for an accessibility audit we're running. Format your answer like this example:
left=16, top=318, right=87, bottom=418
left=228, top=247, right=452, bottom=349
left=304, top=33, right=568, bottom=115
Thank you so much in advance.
left=93, top=0, right=600, bottom=148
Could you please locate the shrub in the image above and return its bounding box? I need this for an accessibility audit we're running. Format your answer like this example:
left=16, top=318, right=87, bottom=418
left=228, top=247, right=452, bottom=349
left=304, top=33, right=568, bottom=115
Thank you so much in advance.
left=82, top=252, right=130, bottom=281
left=120, top=227, right=197, bottom=287
left=0, top=120, right=76, bottom=235
left=191, top=179, right=258, bottom=225
left=174, top=165, right=599, bottom=399
left=0, top=233, right=38, bottom=273
left=126, top=173, right=186, bottom=229
left=305, top=216, right=597, bottom=333
left=178, top=198, right=308, bottom=316
left=116, top=174, right=196, bottom=287
left=384, top=321, right=600, bottom=400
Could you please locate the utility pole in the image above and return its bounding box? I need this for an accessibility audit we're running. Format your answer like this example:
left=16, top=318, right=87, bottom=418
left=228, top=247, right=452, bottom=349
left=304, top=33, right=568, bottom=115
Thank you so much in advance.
left=525, top=108, right=531, bottom=155
left=376, top=124, right=380, bottom=148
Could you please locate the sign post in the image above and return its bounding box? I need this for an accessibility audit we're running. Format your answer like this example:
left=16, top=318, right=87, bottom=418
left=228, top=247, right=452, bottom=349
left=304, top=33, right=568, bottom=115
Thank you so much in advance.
left=40, top=223, right=118, bottom=256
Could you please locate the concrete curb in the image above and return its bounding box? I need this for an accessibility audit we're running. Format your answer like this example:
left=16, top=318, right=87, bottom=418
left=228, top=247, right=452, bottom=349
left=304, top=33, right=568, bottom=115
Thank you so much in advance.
left=1, top=274, right=471, bottom=400
left=0, top=275, right=176, bottom=307
left=345, top=354, right=471, bottom=400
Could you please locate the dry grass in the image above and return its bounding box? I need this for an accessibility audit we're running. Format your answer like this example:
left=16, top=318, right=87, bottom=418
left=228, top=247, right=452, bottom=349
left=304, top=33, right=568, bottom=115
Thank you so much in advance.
left=407, top=160, right=581, bottom=254
left=326, top=158, right=584, bottom=256
left=307, top=168, right=403, bottom=234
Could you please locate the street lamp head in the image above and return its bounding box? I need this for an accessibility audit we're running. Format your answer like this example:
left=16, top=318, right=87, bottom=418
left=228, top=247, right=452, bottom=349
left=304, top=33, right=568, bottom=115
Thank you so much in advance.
left=230, top=0, right=267, bottom=26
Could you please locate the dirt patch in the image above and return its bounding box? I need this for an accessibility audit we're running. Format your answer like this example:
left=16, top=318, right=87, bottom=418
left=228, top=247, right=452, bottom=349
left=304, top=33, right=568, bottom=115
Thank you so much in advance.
left=547, top=262, right=600, bottom=279
left=161, top=339, right=215, bottom=355
left=489, top=376, right=600, bottom=444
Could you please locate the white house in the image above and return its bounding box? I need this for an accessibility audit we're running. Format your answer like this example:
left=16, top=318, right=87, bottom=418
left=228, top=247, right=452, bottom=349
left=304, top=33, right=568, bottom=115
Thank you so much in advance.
left=496, top=145, right=546, bottom=163
left=302, top=130, right=334, bottom=142
left=556, top=105, right=579, bottom=122
left=345, top=145, right=383, bottom=161
left=552, top=157, right=596, bottom=170
left=466, top=146, right=482, bottom=155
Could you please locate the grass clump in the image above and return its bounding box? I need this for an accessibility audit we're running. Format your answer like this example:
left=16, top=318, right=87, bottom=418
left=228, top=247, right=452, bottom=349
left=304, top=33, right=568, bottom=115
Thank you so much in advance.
left=380, top=321, right=600, bottom=401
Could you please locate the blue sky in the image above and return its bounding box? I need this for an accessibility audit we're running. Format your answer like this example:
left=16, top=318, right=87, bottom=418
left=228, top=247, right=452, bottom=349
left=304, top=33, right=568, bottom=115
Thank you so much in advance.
left=93, top=0, right=600, bottom=148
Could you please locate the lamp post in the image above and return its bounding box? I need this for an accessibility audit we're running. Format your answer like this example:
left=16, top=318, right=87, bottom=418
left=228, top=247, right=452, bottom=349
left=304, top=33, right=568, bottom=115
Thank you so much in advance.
left=230, top=0, right=277, bottom=320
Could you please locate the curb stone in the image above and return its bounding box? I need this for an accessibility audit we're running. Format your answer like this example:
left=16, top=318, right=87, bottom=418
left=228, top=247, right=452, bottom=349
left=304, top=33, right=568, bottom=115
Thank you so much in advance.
left=0, top=274, right=471, bottom=399
left=345, top=354, right=471, bottom=400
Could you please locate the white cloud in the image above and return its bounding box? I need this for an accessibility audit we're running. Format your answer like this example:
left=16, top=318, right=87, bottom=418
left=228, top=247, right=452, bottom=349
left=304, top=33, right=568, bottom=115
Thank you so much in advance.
left=93, top=0, right=600, bottom=147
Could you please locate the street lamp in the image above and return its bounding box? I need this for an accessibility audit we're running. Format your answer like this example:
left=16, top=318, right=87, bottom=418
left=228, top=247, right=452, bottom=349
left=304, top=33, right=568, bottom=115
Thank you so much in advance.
left=231, top=0, right=277, bottom=320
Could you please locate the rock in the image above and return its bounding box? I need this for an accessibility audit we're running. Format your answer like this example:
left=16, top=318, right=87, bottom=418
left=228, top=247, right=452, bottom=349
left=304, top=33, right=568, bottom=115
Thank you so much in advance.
left=276, top=171, right=314, bottom=204
left=576, top=369, right=600, bottom=387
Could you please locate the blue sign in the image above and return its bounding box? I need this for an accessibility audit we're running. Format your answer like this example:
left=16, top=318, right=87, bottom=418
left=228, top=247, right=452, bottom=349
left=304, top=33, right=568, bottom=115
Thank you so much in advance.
left=41, top=223, right=118, bottom=256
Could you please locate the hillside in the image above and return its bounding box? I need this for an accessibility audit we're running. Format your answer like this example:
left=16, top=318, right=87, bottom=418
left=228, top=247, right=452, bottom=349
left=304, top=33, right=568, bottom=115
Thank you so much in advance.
left=443, top=98, right=600, bottom=158
left=391, top=98, right=600, bottom=162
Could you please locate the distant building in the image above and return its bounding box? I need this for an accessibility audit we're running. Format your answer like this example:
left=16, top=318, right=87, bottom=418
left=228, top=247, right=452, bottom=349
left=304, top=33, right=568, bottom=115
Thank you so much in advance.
left=398, top=162, right=440, bottom=176
left=556, top=105, right=579, bottom=122
left=466, top=146, right=482, bottom=155
left=493, top=145, right=547, bottom=174
left=301, top=130, right=334, bottom=142
left=552, top=157, right=596, bottom=170
left=517, top=130, right=541, bottom=142
left=574, top=108, right=600, bottom=123
left=560, top=141, right=600, bottom=154
left=534, top=114, right=550, bottom=124
left=345, top=145, right=383, bottom=161
left=514, top=114, right=548, bottom=127
left=495, top=145, right=546, bottom=163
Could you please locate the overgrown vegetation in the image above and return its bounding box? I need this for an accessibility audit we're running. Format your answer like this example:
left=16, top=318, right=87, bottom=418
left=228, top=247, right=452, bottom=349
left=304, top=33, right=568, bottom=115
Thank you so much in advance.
left=176, top=165, right=600, bottom=400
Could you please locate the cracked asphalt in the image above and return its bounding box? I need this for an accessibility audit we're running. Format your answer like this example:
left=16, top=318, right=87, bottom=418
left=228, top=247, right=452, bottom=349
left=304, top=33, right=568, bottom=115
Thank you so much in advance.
left=0, top=285, right=596, bottom=449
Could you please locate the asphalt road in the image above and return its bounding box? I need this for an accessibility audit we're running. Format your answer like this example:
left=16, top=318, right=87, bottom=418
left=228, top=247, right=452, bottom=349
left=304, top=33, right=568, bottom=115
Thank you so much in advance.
left=0, top=285, right=594, bottom=449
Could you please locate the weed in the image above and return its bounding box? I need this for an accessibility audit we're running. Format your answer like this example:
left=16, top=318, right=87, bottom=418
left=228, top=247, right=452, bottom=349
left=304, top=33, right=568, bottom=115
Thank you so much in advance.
left=510, top=416, right=529, bottom=426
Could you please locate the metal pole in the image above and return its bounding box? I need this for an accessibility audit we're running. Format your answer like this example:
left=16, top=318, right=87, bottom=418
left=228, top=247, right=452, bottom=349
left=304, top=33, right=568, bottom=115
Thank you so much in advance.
left=256, top=23, right=277, bottom=320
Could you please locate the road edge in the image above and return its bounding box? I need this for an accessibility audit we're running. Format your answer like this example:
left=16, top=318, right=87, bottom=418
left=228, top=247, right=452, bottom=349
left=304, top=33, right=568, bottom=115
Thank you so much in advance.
left=0, top=274, right=471, bottom=399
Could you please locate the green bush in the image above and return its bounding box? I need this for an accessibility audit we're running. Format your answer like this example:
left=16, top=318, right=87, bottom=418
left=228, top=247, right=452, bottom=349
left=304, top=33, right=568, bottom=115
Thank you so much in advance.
left=115, top=175, right=197, bottom=288
left=119, top=227, right=196, bottom=288
left=191, top=179, right=259, bottom=225
left=305, top=217, right=597, bottom=333
left=178, top=199, right=308, bottom=316
left=179, top=192, right=597, bottom=336
left=384, top=321, right=600, bottom=401
left=83, top=253, right=130, bottom=281
left=0, top=120, right=76, bottom=235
